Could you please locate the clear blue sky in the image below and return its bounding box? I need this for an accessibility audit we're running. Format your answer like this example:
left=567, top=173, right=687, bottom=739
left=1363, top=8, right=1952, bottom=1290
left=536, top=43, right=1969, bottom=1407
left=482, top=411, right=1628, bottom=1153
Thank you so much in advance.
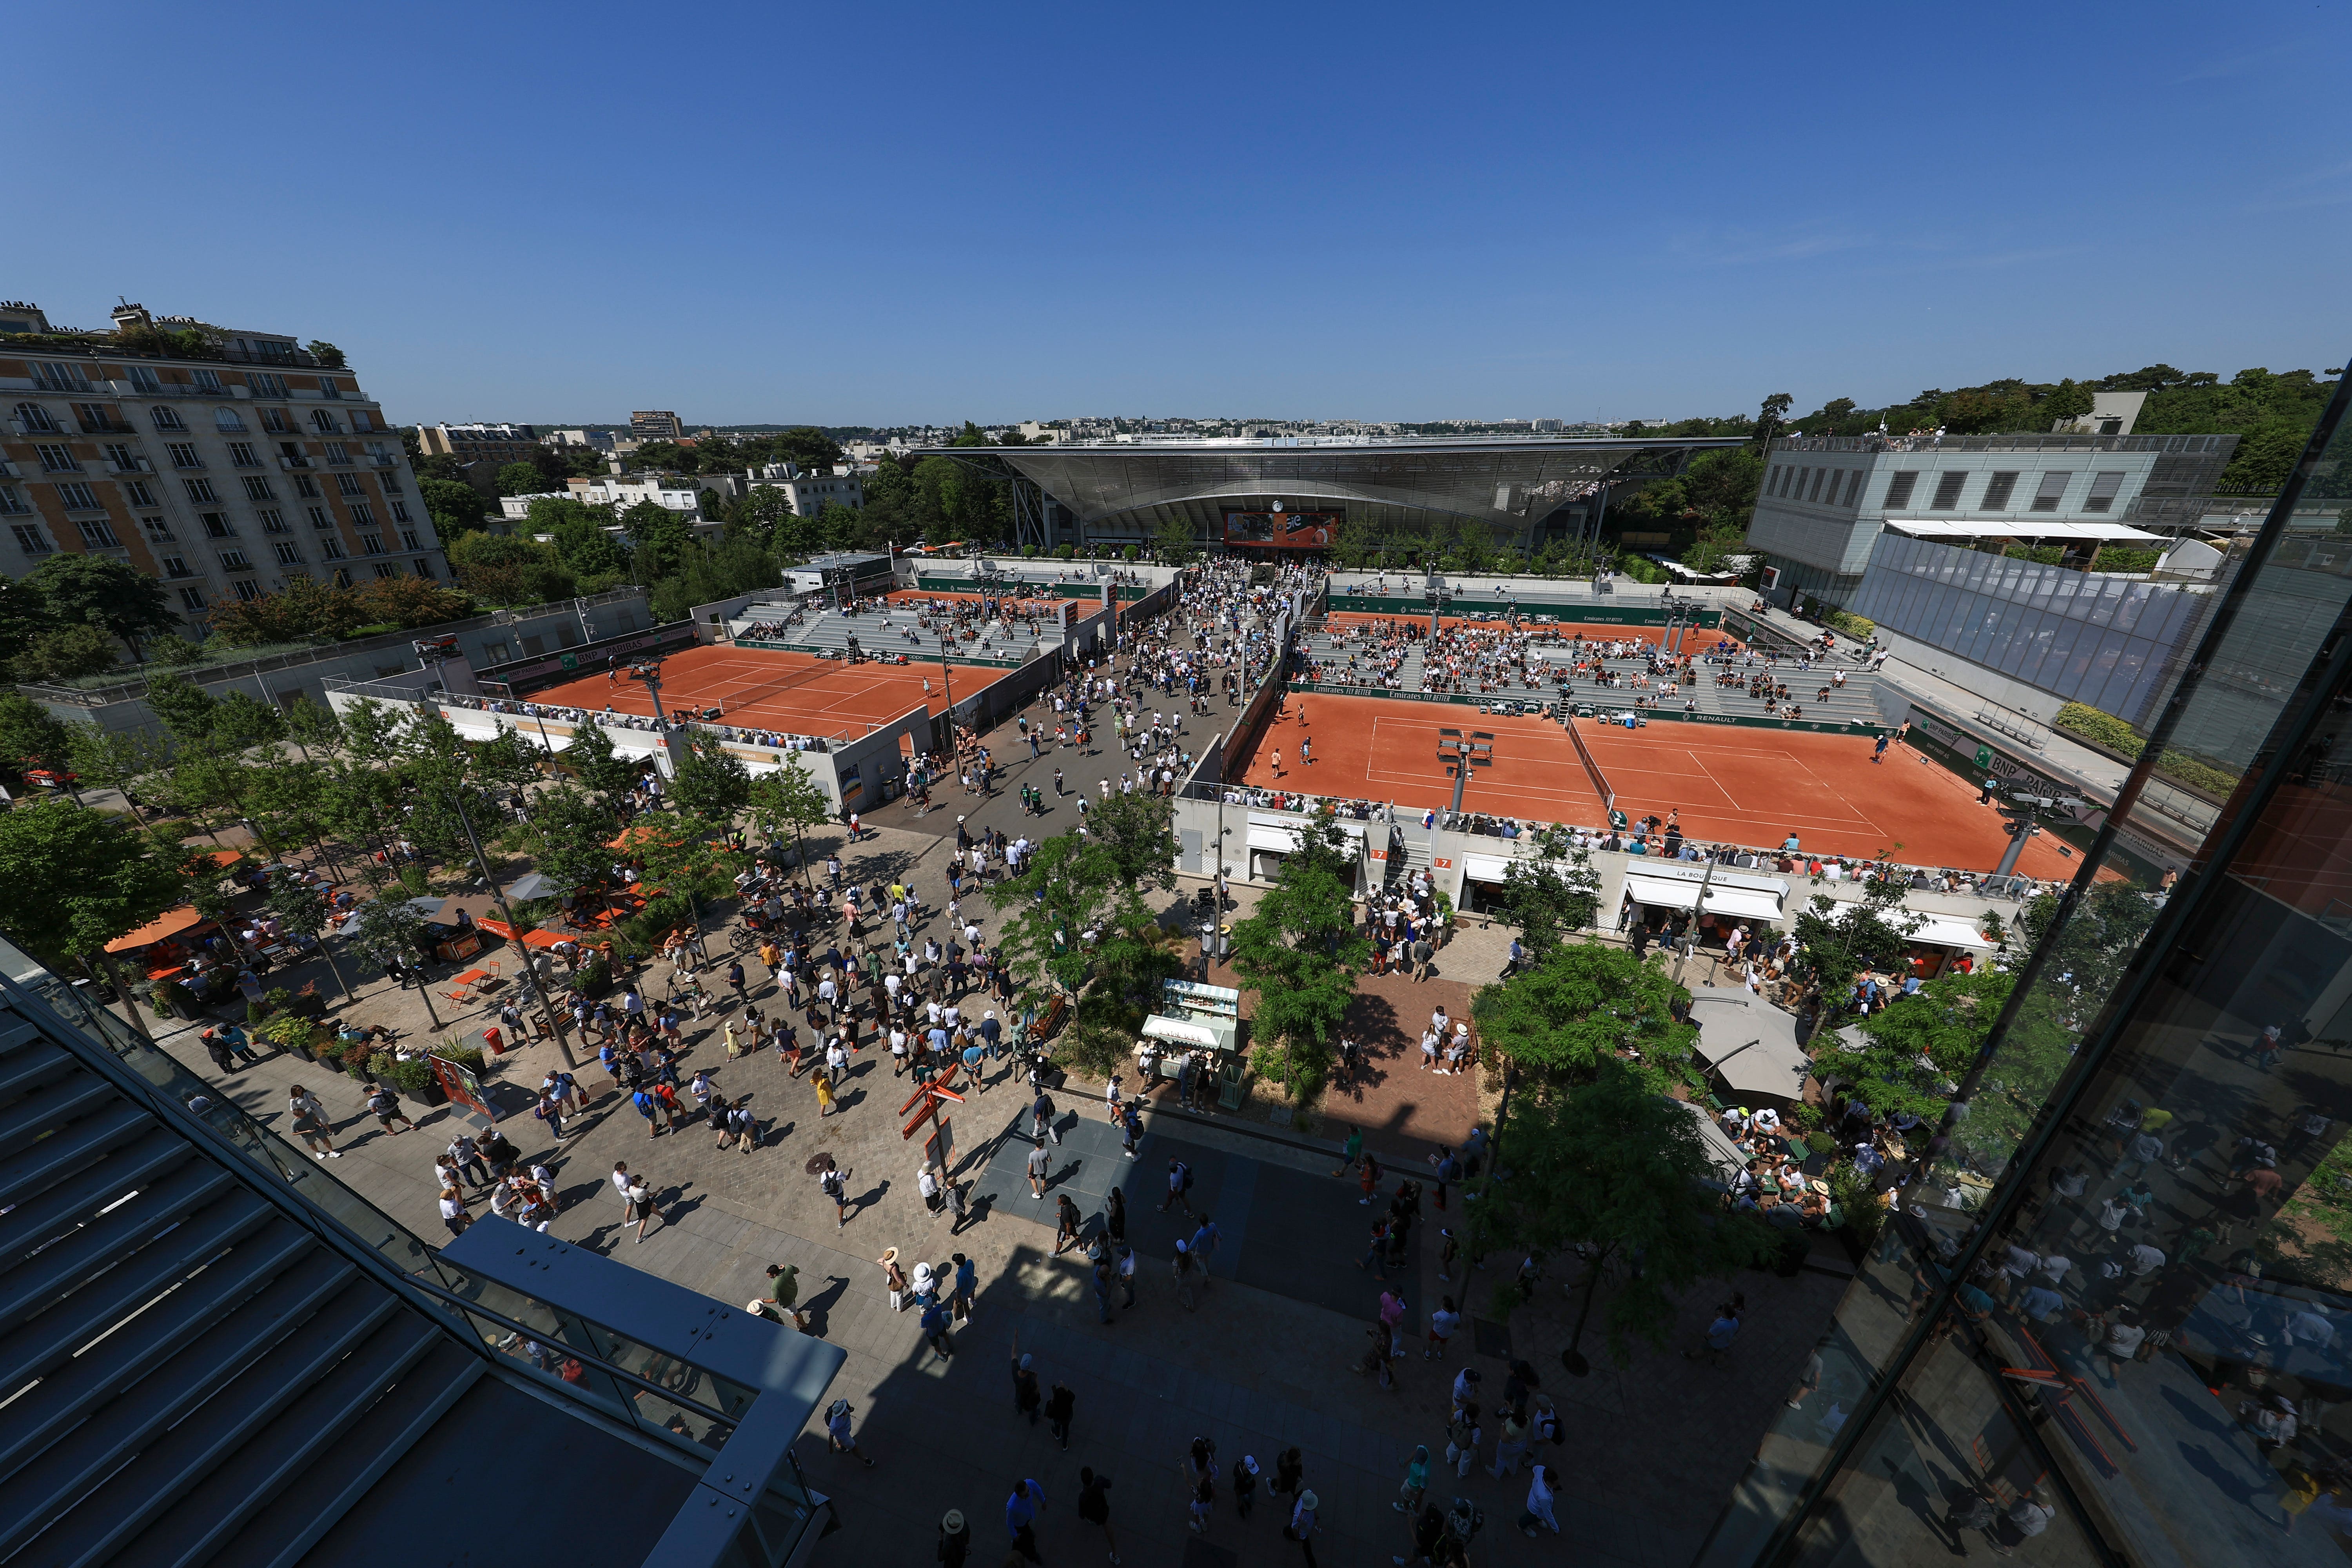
left=9, top=4, right=2347, bottom=427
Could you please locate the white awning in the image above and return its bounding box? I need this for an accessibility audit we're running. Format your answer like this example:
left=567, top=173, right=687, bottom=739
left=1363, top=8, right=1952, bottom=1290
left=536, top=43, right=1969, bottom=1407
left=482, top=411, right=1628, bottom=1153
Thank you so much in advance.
left=1908, top=913, right=1995, bottom=949
left=1625, top=873, right=1702, bottom=911
left=1695, top=886, right=1785, bottom=922
left=1247, top=823, right=1299, bottom=853
left=1885, top=519, right=2163, bottom=543
left=1463, top=853, right=1515, bottom=884
left=1143, top=1014, right=1222, bottom=1048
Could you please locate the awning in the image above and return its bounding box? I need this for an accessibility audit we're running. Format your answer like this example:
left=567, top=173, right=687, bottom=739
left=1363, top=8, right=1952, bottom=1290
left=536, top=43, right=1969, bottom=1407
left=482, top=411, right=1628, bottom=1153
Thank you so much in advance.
left=104, top=905, right=208, bottom=953
left=1695, top=886, right=1785, bottom=923
left=503, top=871, right=562, bottom=900
left=1463, top=853, right=1516, bottom=884
left=1885, top=519, right=2163, bottom=543
left=1908, top=912, right=1995, bottom=949
left=1625, top=873, right=1702, bottom=911
left=1247, top=823, right=1299, bottom=853
left=1143, top=1013, right=1235, bottom=1051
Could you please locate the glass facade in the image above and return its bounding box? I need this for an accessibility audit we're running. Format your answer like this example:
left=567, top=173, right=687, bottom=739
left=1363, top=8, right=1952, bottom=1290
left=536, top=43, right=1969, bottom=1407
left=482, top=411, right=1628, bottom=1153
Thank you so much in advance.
left=1701, top=368, right=2352, bottom=1566
left=1845, top=532, right=2214, bottom=726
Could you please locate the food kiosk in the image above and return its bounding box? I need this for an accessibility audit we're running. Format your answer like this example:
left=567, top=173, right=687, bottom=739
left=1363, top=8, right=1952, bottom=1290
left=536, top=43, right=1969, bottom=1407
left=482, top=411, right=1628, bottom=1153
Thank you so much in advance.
left=1138, top=979, right=1244, bottom=1109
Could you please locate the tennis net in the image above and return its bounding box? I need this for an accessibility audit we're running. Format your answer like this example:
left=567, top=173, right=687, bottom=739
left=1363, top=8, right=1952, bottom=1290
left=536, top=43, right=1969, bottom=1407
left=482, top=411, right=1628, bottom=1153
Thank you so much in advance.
left=1565, top=715, right=1617, bottom=810
left=716, top=659, right=837, bottom=716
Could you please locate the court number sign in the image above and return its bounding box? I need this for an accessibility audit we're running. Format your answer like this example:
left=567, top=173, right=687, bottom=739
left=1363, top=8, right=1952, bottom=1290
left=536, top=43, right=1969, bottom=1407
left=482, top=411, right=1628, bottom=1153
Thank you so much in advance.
left=1972, top=744, right=1994, bottom=769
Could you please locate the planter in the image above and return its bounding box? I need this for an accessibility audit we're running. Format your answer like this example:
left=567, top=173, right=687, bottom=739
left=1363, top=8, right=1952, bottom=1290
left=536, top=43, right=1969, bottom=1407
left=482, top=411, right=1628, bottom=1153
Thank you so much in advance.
left=285, top=1042, right=317, bottom=1063
left=403, top=1076, right=450, bottom=1108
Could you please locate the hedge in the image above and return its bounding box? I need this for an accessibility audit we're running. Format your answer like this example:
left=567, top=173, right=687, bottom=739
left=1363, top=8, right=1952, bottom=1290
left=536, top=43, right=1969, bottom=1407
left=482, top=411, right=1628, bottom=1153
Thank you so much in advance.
left=2054, top=702, right=2240, bottom=797
left=1825, top=610, right=1875, bottom=640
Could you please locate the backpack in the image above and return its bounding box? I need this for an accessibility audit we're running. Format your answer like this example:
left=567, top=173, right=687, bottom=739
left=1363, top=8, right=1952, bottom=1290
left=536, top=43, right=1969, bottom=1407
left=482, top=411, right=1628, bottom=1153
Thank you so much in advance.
left=1181, top=1163, right=1195, bottom=1192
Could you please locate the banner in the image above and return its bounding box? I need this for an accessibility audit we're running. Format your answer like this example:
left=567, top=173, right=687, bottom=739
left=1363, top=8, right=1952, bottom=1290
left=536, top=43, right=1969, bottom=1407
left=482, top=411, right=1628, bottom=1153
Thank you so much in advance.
left=1224, top=510, right=1339, bottom=549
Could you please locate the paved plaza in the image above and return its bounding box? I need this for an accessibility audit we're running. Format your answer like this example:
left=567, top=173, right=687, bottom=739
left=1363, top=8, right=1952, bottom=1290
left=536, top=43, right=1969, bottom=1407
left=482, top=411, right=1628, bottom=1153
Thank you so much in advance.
left=130, top=700, right=1841, bottom=1568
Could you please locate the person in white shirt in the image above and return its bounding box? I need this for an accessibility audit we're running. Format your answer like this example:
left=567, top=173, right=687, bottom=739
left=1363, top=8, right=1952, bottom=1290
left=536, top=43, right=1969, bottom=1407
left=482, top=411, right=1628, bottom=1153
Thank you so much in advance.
left=1518, top=1465, right=1561, bottom=1537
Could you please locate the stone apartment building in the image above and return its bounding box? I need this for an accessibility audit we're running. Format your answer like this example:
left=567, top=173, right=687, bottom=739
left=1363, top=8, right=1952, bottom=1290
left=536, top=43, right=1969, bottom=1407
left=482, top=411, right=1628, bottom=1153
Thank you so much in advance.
left=0, top=299, right=447, bottom=631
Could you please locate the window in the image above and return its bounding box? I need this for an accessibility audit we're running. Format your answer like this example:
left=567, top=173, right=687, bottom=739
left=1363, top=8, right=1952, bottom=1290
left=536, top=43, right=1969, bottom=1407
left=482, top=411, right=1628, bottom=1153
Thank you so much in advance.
left=273, top=540, right=303, bottom=566
left=166, top=443, right=203, bottom=469
left=351, top=410, right=373, bottom=431
left=1981, top=471, right=2020, bottom=511
left=320, top=379, right=345, bottom=401
left=349, top=501, right=375, bottom=526
left=227, top=441, right=259, bottom=467
left=1840, top=470, right=1864, bottom=507
left=318, top=534, right=345, bottom=560
left=242, top=475, right=276, bottom=502
left=0, top=485, right=27, bottom=515
left=192, top=368, right=222, bottom=392
left=219, top=550, right=252, bottom=570
left=149, top=405, right=184, bottom=430
left=32, top=361, right=89, bottom=392
left=184, top=477, right=219, bottom=504
left=202, top=513, right=236, bottom=539
left=178, top=586, right=206, bottom=611
left=307, top=506, right=334, bottom=530
left=361, top=533, right=384, bottom=555
left=2030, top=471, right=2073, bottom=512
left=372, top=562, right=398, bottom=579
left=1929, top=471, right=1968, bottom=510
left=412, top=557, right=434, bottom=578
left=13, top=401, right=58, bottom=432
left=75, top=519, right=120, bottom=548
left=160, top=555, right=192, bottom=577
left=142, top=516, right=173, bottom=543
left=261, top=408, right=290, bottom=434
left=293, top=474, right=319, bottom=498
left=55, top=481, right=101, bottom=510
left=36, top=443, right=81, bottom=472
left=214, top=408, right=245, bottom=432
left=123, top=479, right=155, bottom=507
left=309, top=410, right=339, bottom=433
left=389, top=499, right=412, bottom=524
left=325, top=442, right=350, bottom=465
left=337, top=474, right=365, bottom=498
left=102, top=442, right=135, bottom=469
left=249, top=372, right=287, bottom=399
left=1882, top=471, right=1921, bottom=510
left=230, top=578, right=260, bottom=601
left=401, top=528, right=421, bottom=551
left=1807, top=468, right=1828, bottom=503
left=125, top=365, right=161, bottom=394
left=2083, top=471, right=2126, bottom=513
left=257, top=509, right=288, bottom=534
left=73, top=402, right=120, bottom=432
left=11, top=523, right=53, bottom=555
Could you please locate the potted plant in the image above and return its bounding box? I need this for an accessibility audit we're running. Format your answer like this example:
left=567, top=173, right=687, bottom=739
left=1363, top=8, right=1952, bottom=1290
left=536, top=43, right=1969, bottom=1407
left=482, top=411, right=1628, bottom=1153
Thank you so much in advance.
left=575, top=955, right=613, bottom=999
left=392, top=1054, right=448, bottom=1107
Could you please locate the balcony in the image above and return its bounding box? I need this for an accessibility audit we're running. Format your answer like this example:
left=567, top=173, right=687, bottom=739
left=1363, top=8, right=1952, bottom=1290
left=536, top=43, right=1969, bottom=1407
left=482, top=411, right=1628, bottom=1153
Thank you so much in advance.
left=0, top=457, right=20, bottom=479
left=369, top=452, right=397, bottom=467
left=39, top=455, right=83, bottom=473
left=6, top=416, right=61, bottom=436
left=74, top=417, right=133, bottom=435
left=277, top=454, right=312, bottom=470
left=162, top=562, right=197, bottom=579
left=104, top=457, right=152, bottom=474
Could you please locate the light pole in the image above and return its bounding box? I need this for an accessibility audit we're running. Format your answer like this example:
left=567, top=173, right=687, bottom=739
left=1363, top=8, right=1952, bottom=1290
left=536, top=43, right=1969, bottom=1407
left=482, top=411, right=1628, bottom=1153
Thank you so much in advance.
left=448, top=785, right=577, bottom=1069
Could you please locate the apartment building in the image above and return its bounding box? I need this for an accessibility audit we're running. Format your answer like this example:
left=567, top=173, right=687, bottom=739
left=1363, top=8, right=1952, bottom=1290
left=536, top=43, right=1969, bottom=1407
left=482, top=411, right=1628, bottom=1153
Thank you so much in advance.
left=742, top=462, right=864, bottom=519
left=630, top=409, right=683, bottom=440
left=0, top=301, right=447, bottom=629
left=1746, top=430, right=2237, bottom=607
left=415, top=421, right=543, bottom=466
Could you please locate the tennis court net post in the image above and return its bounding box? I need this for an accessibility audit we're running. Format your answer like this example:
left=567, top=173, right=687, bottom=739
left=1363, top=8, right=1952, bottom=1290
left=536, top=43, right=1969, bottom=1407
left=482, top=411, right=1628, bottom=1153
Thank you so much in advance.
left=1566, top=716, right=1616, bottom=811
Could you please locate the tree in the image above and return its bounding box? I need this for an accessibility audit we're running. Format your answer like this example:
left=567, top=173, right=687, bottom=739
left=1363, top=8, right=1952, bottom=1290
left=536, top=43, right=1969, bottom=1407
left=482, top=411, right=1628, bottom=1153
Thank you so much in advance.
left=987, top=826, right=1182, bottom=1079
left=1488, top=824, right=1601, bottom=960
left=622, top=501, right=693, bottom=580
left=0, top=691, right=73, bottom=779
left=65, top=720, right=171, bottom=818
left=0, top=573, right=50, bottom=667
left=1087, top=789, right=1181, bottom=892
left=668, top=732, right=751, bottom=821
left=1475, top=1058, right=1778, bottom=1368
left=0, top=799, right=186, bottom=1038
left=1783, top=871, right=1924, bottom=1024
left=445, top=530, right=577, bottom=607
left=205, top=575, right=370, bottom=646
left=305, top=340, right=347, bottom=369
left=746, top=755, right=832, bottom=878
left=13, top=622, right=123, bottom=682
left=1227, top=819, right=1366, bottom=1098
left=1753, top=392, right=1793, bottom=448
left=566, top=723, right=640, bottom=812
left=1154, top=510, right=1199, bottom=565
left=25, top=554, right=176, bottom=660
left=341, top=894, right=439, bottom=1025
left=419, top=477, right=491, bottom=537
left=351, top=575, right=472, bottom=629
left=771, top=427, right=846, bottom=472
left=1472, top=940, right=1696, bottom=1095
left=494, top=462, right=546, bottom=497
left=260, top=868, right=351, bottom=998
left=2040, top=378, right=2095, bottom=429
left=525, top=783, right=626, bottom=906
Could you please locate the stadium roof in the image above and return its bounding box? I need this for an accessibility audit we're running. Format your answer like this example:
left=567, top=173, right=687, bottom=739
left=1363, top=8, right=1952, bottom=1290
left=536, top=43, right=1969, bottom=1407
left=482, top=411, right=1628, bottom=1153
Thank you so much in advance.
left=915, top=435, right=1745, bottom=534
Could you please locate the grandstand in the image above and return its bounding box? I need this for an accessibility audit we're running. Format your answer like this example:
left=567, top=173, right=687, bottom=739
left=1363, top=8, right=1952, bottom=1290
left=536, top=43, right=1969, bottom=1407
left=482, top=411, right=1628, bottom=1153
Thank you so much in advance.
left=730, top=599, right=1051, bottom=670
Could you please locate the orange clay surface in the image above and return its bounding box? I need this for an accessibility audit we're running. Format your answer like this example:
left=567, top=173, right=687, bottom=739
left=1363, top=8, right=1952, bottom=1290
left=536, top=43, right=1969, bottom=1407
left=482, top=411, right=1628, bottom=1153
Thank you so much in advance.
left=1236, top=692, right=2087, bottom=877
left=528, top=644, right=1007, bottom=737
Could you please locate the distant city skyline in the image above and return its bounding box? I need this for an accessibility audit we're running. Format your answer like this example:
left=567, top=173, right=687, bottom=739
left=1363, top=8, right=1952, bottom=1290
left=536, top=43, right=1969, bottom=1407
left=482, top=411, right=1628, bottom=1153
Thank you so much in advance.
left=11, top=6, right=2346, bottom=427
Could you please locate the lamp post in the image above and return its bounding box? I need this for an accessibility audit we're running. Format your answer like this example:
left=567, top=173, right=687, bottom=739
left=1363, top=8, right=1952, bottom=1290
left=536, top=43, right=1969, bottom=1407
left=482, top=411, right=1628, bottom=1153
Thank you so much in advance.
left=447, top=785, right=577, bottom=1069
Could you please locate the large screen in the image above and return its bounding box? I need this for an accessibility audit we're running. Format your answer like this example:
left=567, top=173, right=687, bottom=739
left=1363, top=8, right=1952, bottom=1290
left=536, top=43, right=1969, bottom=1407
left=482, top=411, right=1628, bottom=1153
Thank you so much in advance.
left=1223, top=509, right=1339, bottom=549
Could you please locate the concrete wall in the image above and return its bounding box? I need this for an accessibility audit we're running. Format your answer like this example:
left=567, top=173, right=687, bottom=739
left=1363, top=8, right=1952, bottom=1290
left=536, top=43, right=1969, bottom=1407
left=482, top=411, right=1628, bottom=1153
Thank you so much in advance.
left=23, top=591, right=649, bottom=737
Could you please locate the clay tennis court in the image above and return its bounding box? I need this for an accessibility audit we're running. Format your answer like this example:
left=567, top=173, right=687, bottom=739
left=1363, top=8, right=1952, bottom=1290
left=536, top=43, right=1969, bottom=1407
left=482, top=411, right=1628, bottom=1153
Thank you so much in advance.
left=527, top=644, right=1006, bottom=739
left=1237, top=693, right=2083, bottom=877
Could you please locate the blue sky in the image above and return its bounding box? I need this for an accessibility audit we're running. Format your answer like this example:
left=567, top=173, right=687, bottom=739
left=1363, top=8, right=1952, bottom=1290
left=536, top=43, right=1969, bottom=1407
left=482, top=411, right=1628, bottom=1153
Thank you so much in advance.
left=8, top=4, right=2347, bottom=426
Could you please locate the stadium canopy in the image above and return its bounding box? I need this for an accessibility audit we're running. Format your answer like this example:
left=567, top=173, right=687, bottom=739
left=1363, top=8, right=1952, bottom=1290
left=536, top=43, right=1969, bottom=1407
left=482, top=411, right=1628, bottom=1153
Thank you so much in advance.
left=1883, top=519, right=2163, bottom=542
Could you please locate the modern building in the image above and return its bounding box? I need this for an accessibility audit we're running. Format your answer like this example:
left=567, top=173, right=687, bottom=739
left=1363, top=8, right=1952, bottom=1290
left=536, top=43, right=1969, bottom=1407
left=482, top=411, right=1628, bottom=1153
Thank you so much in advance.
left=414, top=421, right=544, bottom=466
left=916, top=434, right=1744, bottom=552
left=1696, top=374, right=2352, bottom=1568
left=1747, top=431, right=2238, bottom=608
left=0, top=299, right=446, bottom=630
left=631, top=409, right=684, bottom=440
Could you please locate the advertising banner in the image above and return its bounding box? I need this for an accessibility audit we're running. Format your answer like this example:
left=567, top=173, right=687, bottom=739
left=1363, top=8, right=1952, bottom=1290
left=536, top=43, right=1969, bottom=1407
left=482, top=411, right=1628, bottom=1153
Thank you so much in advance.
left=1224, top=510, right=1339, bottom=549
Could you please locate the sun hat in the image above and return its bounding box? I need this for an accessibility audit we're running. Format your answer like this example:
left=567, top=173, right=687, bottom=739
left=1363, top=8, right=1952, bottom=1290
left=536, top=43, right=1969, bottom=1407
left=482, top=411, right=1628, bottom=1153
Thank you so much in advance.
left=942, top=1510, right=965, bottom=1532
left=879, top=1246, right=899, bottom=1263
left=1299, top=1490, right=1319, bottom=1510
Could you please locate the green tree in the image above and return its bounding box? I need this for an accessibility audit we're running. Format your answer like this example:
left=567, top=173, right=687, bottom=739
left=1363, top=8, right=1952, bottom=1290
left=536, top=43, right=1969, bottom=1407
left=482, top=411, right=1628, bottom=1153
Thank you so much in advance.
left=304, top=340, right=347, bottom=368
left=494, top=461, right=546, bottom=497
left=262, top=870, right=351, bottom=999
left=565, top=722, right=640, bottom=812
left=622, top=501, right=693, bottom=580
left=1782, top=871, right=1924, bottom=1024
left=1154, top=510, right=1198, bottom=565
left=419, top=477, right=491, bottom=537
left=669, top=732, right=751, bottom=821
left=25, top=554, right=177, bottom=660
left=1477, top=1059, right=1778, bottom=1368
left=746, top=755, right=832, bottom=878
left=0, top=799, right=187, bottom=1038
left=65, top=721, right=170, bottom=819
left=445, top=530, right=577, bottom=606
left=0, top=691, right=73, bottom=778
left=1488, top=824, right=1601, bottom=960
left=1471, top=940, right=1696, bottom=1094
left=1227, top=819, right=1366, bottom=1098
left=13, top=622, right=123, bottom=682
left=1753, top=392, right=1793, bottom=448
left=987, top=826, right=1182, bottom=1079
left=2039, top=378, right=2095, bottom=428
left=525, top=783, right=625, bottom=909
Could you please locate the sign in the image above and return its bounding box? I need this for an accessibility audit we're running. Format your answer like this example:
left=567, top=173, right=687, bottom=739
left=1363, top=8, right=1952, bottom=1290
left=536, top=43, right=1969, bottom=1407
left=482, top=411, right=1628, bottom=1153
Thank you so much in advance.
left=1973, top=743, right=1994, bottom=770
left=1224, top=509, right=1339, bottom=549
left=559, top=653, right=578, bottom=670
left=1433, top=857, right=1453, bottom=868
left=429, top=1052, right=494, bottom=1120
left=924, top=1118, right=954, bottom=1174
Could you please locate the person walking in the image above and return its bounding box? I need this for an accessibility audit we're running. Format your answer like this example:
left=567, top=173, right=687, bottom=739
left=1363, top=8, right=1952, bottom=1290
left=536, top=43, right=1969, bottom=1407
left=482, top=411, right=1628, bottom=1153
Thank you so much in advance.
left=820, top=1162, right=852, bottom=1228
left=1445, top=1401, right=1483, bottom=1479
left=1232, top=1454, right=1259, bottom=1521
left=1076, top=1466, right=1121, bottom=1564
left=1010, top=1333, right=1043, bottom=1425
left=1117, top=1242, right=1138, bottom=1309
left=287, top=1085, right=340, bottom=1158
left=1092, top=1251, right=1116, bottom=1324
left=1394, top=1445, right=1431, bottom=1515
left=824, top=1397, right=876, bottom=1467
left=1163, top=1157, right=1195, bottom=1216
left=365, top=1082, right=416, bottom=1138
left=920, top=1297, right=956, bottom=1361
left=1271, top=1447, right=1304, bottom=1500
left=1056, top=1193, right=1085, bottom=1256
left=1426, top=1295, right=1459, bottom=1359
left=621, top=1171, right=661, bottom=1243
left=1517, top=1465, right=1562, bottom=1538
left=1045, top=1377, right=1077, bottom=1450
left=937, top=1510, right=971, bottom=1568
left=1285, top=1490, right=1321, bottom=1566
left=1027, top=1138, right=1052, bottom=1199
left=1005, top=1478, right=1047, bottom=1565
left=1189, top=1215, right=1220, bottom=1290
left=1685, top=1301, right=1742, bottom=1367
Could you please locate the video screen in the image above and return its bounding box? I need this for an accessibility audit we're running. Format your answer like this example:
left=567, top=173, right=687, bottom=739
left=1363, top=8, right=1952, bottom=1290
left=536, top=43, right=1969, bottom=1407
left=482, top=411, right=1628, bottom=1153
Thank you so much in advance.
left=1222, top=510, right=1339, bottom=549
